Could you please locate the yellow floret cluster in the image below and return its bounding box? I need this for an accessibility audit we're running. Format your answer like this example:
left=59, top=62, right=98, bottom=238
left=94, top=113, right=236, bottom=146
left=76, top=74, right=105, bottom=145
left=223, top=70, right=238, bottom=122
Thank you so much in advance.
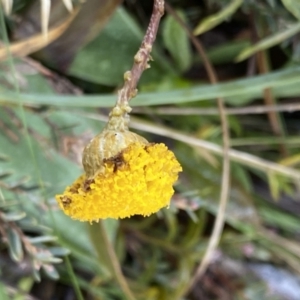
left=56, top=143, right=182, bottom=222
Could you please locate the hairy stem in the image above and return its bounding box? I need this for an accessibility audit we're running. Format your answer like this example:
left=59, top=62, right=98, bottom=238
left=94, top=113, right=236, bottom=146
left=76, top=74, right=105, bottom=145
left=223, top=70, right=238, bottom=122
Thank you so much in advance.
left=117, top=0, right=164, bottom=105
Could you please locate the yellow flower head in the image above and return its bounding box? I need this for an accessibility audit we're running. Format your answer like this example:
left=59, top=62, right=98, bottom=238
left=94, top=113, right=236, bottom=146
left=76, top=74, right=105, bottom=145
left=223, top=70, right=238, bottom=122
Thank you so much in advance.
left=56, top=142, right=181, bottom=221
left=55, top=103, right=182, bottom=222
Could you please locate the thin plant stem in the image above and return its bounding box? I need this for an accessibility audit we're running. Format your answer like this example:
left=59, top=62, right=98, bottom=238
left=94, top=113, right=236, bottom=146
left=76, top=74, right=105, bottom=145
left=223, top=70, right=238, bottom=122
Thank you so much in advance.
left=65, top=256, right=85, bottom=300
left=97, top=221, right=136, bottom=300
left=165, top=2, right=230, bottom=291
left=132, top=102, right=300, bottom=116
left=253, top=15, right=287, bottom=156
left=73, top=111, right=300, bottom=181
left=116, top=0, right=164, bottom=105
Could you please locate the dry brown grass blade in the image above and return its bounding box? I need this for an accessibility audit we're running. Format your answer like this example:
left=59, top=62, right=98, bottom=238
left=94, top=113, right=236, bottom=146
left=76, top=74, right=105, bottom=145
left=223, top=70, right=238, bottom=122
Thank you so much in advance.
left=251, top=15, right=287, bottom=156
left=1, top=0, right=13, bottom=14
left=257, top=50, right=287, bottom=156
left=41, top=0, right=51, bottom=38
left=22, top=0, right=121, bottom=71
left=0, top=8, right=79, bottom=61
left=62, top=0, right=73, bottom=12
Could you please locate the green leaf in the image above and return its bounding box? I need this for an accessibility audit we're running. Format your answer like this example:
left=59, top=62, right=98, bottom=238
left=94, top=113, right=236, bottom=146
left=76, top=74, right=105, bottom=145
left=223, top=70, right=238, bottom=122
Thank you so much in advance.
left=162, top=10, right=192, bottom=72
left=0, top=99, right=111, bottom=278
left=48, top=246, right=71, bottom=256
left=193, top=0, right=243, bottom=35
left=35, top=252, right=62, bottom=264
left=7, top=227, right=23, bottom=262
left=42, top=264, right=60, bottom=280
left=32, top=269, right=41, bottom=282
left=206, top=40, right=251, bottom=64
left=45, top=211, right=107, bottom=276
left=1, top=211, right=26, bottom=221
left=0, top=107, right=87, bottom=197
left=27, top=236, right=58, bottom=244
left=0, top=282, right=9, bottom=300
left=281, top=0, right=300, bottom=20
left=259, top=206, right=300, bottom=233
left=236, top=22, right=300, bottom=62
left=88, top=220, right=120, bottom=277
left=0, top=59, right=55, bottom=94
left=267, top=172, right=280, bottom=200
left=231, top=163, right=252, bottom=192
left=68, top=7, right=173, bottom=86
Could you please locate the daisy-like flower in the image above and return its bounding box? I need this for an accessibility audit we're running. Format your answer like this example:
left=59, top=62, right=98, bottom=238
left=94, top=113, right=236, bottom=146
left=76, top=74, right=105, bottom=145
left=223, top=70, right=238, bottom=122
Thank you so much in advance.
left=56, top=0, right=181, bottom=221
left=56, top=103, right=182, bottom=222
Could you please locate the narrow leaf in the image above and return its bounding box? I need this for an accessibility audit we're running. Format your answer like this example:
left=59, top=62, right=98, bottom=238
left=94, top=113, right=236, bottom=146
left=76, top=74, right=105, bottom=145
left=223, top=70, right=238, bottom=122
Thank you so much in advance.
left=281, top=0, right=300, bottom=20
left=32, top=269, right=41, bottom=282
left=1, top=66, right=300, bottom=107
left=267, top=172, right=280, bottom=200
left=162, top=10, right=192, bottom=71
left=27, top=235, right=58, bottom=244
left=279, top=153, right=300, bottom=167
left=7, top=227, right=23, bottom=262
left=193, top=0, right=243, bottom=35
left=1, top=211, right=26, bottom=222
left=49, top=247, right=71, bottom=256
left=41, top=0, right=51, bottom=37
left=0, top=281, right=9, bottom=300
left=42, top=264, right=60, bottom=280
left=1, top=0, right=13, bottom=15
left=236, top=22, right=300, bottom=62
left=62, top=0, right=73, bottom=12
left=35, top=252, right=63, bottom=264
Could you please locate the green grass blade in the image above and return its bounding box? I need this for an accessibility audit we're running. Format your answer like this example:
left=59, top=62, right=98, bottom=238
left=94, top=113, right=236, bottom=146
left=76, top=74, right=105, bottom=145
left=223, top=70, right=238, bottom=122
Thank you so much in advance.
left=236, top=22, right=300, bottom=62
left=193, top=0, right=243, bottom=35
left=281, top=0, right=300, bottom=20
left=1, top=66, right=300, bottom=107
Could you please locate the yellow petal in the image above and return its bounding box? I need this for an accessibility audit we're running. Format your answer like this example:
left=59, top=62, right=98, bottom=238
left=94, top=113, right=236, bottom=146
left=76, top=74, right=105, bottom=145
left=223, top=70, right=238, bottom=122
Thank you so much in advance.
left=56, top=143, right=182, bottom=221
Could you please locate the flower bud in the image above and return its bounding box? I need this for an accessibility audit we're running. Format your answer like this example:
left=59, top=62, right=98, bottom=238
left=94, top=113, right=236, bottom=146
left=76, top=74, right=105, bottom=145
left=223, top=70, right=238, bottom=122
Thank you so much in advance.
left=83, top=103, right=147, bottom=178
